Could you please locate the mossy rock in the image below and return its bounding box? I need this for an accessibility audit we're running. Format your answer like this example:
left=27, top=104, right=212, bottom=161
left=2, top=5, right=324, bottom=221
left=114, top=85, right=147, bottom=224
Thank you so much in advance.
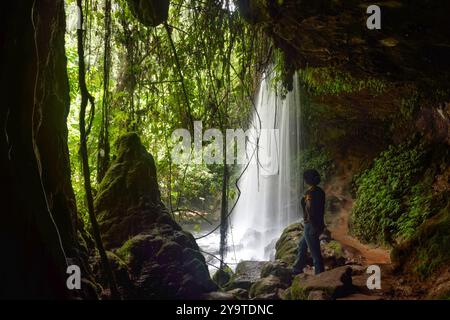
left=212, top=266, right=233, bottom=288
left=226, top=288, right=249, bottom=300
left=249, top=275, right=286, bottom=299
left=225, top=261, right=265, bottom=291
left=115, top=226, right=216, bottom=299
left=289, top=266, right=353, bottom=300
left=260, top=260, right=293, bottom=285
left=275, top=222, right=304, bottom=266
left=95, top=133, right=173, bottom=249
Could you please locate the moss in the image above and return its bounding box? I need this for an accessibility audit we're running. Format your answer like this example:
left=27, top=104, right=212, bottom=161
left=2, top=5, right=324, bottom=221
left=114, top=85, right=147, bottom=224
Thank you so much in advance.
left=325, top=240, right=344, bottom=259
left=213, top=266, right=234, bottom=288
left=116, top=234, right=149, bottom=263
left=299, top=67, right=388, bottom=96
left=289, top=276, right=334, bottom=300
left=275, top=223, right=303, bottom=266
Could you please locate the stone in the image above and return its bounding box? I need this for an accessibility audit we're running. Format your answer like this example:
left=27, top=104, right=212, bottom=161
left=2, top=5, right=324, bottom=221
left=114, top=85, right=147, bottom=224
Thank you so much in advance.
left=95, top=133, right=169, bottom=249
left=212, top=267, right=233, bottom=288
left=202, top=291, right=235, bottom=300
left=307, top=290, right=331, bottom=300
left=275, top=223, right=304, bottom=266
left=225, top=261, right=266, bottom=291
left=260, top=260, right=293, bottom=285
left=289, top=266, right=354, bottom=300
left=249, top=275, right=287, bottom=299
left=226, top=288, right=249, bottom=300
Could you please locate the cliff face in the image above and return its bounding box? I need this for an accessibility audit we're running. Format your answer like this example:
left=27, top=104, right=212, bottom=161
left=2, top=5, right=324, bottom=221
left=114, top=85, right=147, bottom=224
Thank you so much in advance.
left=237, top=0, right=450, bottom=160
left=237, top=0, right=450, bottom=286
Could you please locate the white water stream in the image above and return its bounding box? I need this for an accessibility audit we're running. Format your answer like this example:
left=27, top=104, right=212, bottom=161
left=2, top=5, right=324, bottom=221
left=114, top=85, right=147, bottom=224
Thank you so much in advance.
left=196, top=70, right=303, bottom=271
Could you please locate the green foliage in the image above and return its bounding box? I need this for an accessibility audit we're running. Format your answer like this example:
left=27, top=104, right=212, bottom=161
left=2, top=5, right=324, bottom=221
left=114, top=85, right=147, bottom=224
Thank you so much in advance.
left=64, top=0, right=267, bottom=221
left=298, top=147, right=333, bottom=183
left=299, top=67, right=387, bottom=96
left=350, top=137, right=434, bottom=244
left=411, top=204, right=450, bottom=279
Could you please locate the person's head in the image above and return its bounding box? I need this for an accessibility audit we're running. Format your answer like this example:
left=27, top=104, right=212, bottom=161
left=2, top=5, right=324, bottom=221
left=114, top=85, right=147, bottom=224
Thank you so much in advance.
left=303, top=169, right=321, bottom=186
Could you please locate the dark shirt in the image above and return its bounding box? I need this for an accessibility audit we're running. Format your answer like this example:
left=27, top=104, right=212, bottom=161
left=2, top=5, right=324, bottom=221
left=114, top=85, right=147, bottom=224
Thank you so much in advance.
left=301, top=186, right=325, bottom=232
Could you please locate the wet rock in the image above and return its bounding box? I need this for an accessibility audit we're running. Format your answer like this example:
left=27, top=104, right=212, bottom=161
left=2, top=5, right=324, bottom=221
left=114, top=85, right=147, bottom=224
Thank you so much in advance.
left=249, top=275, right=287, bottom=299
left=227, top=288, right=249, bottom=300
left=225, top=261, right=266, bottom=291
left=212, top=266, right=233, bottom=288
left=275, top=223, right=304, bottom=266
left=116, top=228, right=216, bottom=299
left=202, top=291, right=235, bottom=300
left=289, top=266, right=354, bottom=300
left=260, top=260, right=293, bottom=285
left=307, top=290, right=331, bottom=300
left=91, top=251, right=134, bottom=299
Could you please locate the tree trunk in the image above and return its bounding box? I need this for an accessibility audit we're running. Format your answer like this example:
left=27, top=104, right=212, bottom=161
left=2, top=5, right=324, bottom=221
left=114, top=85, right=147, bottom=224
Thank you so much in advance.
left=0, top=0, right=80, bottom=298
left=76, top=0, right=120, bottom=300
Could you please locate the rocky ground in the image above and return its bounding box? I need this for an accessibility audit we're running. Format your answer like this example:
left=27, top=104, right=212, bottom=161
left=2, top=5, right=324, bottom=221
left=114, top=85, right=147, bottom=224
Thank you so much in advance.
left=204, top=171, right=428, bottom=300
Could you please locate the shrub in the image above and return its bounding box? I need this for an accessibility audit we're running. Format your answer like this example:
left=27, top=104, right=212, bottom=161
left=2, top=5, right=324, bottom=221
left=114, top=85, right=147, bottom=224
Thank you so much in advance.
left=350, top=137, right=433, bottom=244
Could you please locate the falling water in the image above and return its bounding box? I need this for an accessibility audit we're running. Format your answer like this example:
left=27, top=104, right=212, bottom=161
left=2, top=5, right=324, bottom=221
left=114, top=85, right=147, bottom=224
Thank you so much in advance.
left=194, top=69, right=303, bottom=271
left=228, top=69, right=303, bottom=263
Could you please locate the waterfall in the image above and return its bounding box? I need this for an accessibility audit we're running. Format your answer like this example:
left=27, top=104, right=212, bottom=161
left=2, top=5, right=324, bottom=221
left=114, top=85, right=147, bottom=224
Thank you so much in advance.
left=228, top=69, right=303, bottom=262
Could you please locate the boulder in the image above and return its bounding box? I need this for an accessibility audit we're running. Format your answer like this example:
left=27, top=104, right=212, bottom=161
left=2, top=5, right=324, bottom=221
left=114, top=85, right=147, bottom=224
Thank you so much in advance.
left=249, top=275, right=287, bottom=299
left=260, top=260, right=293, bottom=285
left=226, top=288, right=249, bottom=300
left=225, top=261, right=266, bottom=291
left=212, top=266, right=233, bottom=288
left=275, top=222, right=304, bottom=266
left=289, top=266, right=354, bottom=300
left=95, top=133, right=216, bottom=299
left=95, top=133, right=170, bottom=248
left=275, top=222, right=341, bottom=269
left=307, top=290, right=331, bottom=300
left=116, top=226, right=216, bottom=299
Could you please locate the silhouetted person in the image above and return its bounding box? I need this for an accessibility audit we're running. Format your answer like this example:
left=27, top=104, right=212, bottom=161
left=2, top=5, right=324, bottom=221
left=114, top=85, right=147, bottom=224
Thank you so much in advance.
left=293, top=169, right=325, bottom=275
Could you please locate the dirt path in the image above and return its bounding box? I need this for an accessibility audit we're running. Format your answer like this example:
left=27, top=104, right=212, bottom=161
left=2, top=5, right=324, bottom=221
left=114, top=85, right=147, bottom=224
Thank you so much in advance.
left=325, top=172, right=391, bottom=266
left=322, top=172, right=423, bottom=300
